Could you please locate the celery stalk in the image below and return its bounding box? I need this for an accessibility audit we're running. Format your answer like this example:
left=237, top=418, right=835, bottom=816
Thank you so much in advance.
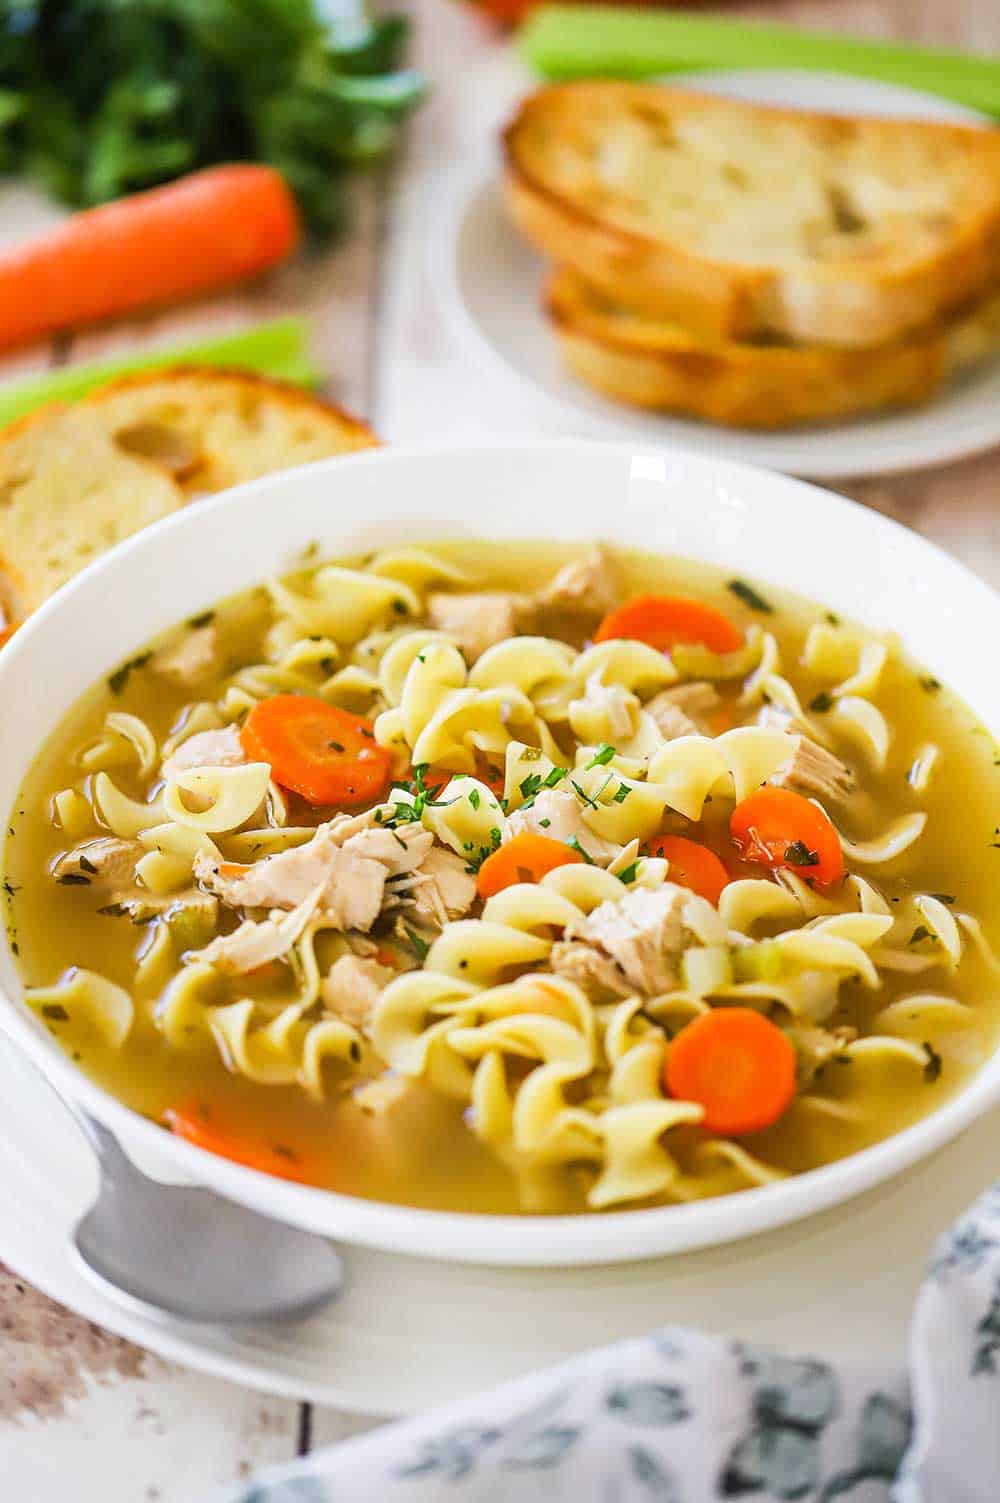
left=0, top=318, right=319, bottom=427
left=520, top=7, right=1000, bottom=117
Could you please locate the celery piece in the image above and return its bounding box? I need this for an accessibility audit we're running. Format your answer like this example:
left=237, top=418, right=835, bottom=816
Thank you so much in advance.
left=681, top=944, right=733, bottom=998
left=732, top=939, right=783, bottom=985
left=0, top=317, right=319, bottom=427
left=520, top=7, right=1000, bottom=118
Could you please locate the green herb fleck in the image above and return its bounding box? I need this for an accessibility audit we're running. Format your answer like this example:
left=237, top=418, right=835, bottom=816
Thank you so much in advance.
left=784, top=840, right=819, bottom=867
left=919, top=675, right=941, bottom=693
left=825, top=611, right=840, bottom=626
left=41, top=1003, right=69, bottom=1022
left=328, top=741, right=345, bottom=753
left=468, top=788, right=481, bottom=811
left=566, top=835, right=595, bottom=865
left=57, top=873, right=91, bottom=886
left=585, top=743, right=616, bottom=770
left=187, top=610, right=215, bottom=629
left=727, top=579, right=773, bottom=614
left=539, top=818, right=551, bottom=829
left=613, top=782, right=631, bottom=804
left=403, top=926, right=430, bottom=962
left=910, top=926, right=934, bottom=945
left=924, top=1042, right=943, bottom=1084
left=616, top=861, right=639, bottom=885
left=519, top=774, right=542, bottom=801
left=930, top=894, right=955, bottom=905
left=107, top=651, right=152, bottom=696
left=543, top=766, right=569, bottom=788
left=809, top=692, right=834, bottom=714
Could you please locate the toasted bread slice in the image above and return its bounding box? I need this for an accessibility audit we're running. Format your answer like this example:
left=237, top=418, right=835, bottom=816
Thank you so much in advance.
left=505, top=84, right=1000, bottom=348
left=0, top=367, right=377, bottom=619
left=546, top=267, right=1000, bottom=429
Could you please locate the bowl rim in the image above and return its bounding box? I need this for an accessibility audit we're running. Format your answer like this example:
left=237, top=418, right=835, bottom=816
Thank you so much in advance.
left=3, top=435, right=1000, bottom=1267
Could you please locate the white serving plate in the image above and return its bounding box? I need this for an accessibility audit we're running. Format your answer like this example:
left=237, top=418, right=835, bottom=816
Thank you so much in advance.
left=427, top=70, right=1000, bottom=478
left=1, top=440, right=1000, bottom=1272
left=4, top=1026, right=1000, bottom=1413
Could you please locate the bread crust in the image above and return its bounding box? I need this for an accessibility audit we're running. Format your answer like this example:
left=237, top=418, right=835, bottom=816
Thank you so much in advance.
left=546, top=268, right=1000, bottom=429
left=505, top=84, right=1000, bottom=348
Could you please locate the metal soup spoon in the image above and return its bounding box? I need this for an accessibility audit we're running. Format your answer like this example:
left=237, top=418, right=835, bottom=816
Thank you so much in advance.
left=24, top=1052, right=343, bottom=1323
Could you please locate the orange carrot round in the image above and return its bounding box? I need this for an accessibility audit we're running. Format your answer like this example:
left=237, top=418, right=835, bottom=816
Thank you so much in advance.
left=651, top=835, right=729, bottom=906
left=664, top=1008, right=797, bottom=1135
left=594, top=595, right=742, bottom=654
left=730, top=786, right=844, bottom=888
left=0, top=165, right=300, bottom=351
left=477, top=831, right=584, bottom=898
left=165, top=1101, right=315, bottom=1184
left=241, top=694, right=392, bottom=808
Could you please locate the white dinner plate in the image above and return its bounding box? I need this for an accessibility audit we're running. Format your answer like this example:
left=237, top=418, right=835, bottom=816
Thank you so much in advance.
left=5, top=1025, right=1000, bottom=1413
left=428, top=70, right=1000, bottom=478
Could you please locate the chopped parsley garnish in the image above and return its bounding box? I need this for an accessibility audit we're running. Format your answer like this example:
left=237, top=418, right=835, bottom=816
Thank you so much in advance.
left=107, top=651, right=152, bottom=696
left=187, top=610, right=215, bottom=629
left=825, top=611, right=840, bottom=626
left=616, top=861, right=639, bottom=885
left=78, top=855, right=98, bottom=875
left=570, top=779, right=599, bottom=811
left=384, top=763, right=455, bottom=826
left=403, top=926, right=430, bottom=962
left=910, top=926, right=934, bottom=945
left=97, top=903, right=126, bottom=917
left=784, top=840, right=819, bottom=867
left=566, top=835, right=595, bottom=865
left=56, top=872, right=91, bottom=885
left=924, top=1041, right=943, bottom=1084
left=585, top=743, right=616, bottom=770
left=327, top=741, right=345, bottom=753
left=392, top=599, right=407, bottom=615
left=519, top=774, right=542, bottom=801
left=930, top=894, right=955, bottom=905
left=465, top=827, right=503, bottom=874
left=539, top=818, right=551, bottom=829
left=809, top=692, right=834, bottom=714
left=468, top=788, right=481, bottom=810
left=543, top=766, right=569, bottom=788
left=612, top=782, right=631, bottom=804
left=41, top=1004, right=69, bottom=1022
left=919, top=675, right=942, bottom=693
left=727, top=578, right=773, bottom=614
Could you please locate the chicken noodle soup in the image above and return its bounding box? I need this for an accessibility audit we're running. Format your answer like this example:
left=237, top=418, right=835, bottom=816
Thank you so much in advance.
left=7, top=542, right=1000, bottom=1214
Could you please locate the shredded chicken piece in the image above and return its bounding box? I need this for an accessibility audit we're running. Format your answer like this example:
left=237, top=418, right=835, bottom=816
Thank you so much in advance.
left=193, top=814, right=432, bottom=933
left=407, top=846, right=477, bottom=929
left=535, top=544, right=618, bottom=619
left=197, top=887, right=322, bottom=974
left=506, top=789, right=619, bottom=864
left=548, top=939, right=633, bottom=1000
left=154, top=625, right=218, bottom=686
left=773, top=737, right=855, bottom=800
left=321, top=953, right=393, bottom=1030
left=647, top=681, right=720, bottom=740
left=427, top=591, right=529, bottom=662
left=570, top=670, right=638, bottom=741
left=161, top=724, right=246, bottom=779
left=564, top=883, right=725, bottom=996
left=53, top=836, right=142, bottom=892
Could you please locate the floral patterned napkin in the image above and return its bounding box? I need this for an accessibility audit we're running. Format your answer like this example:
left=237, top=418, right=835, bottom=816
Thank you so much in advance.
left=213, top=1178, right=1000, bottom=1503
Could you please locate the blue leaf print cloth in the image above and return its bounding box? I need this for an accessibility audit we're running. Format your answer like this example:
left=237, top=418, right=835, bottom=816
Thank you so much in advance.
left=211, top=1176, right=1000, bottom=1503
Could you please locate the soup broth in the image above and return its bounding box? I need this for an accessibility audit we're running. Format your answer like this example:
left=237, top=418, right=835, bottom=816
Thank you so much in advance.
left=6, top=541, right=1000, bottom=1215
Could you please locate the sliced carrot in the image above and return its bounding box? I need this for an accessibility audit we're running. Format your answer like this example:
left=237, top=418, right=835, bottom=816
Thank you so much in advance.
left=241, top=694, right=392, bottom=807
left=664, top=1008, right=797, bottom=1135
left=594, top=595, right=742, bottom=655
left=730, top=786, right=844, bottom=888
left=0, top=165, right=300, bottom=352
left=477, top=832, right=584, bottom=899
left=651, top=835, right=730, bottom=906
left=164, top=1101, right=316, bottom=1185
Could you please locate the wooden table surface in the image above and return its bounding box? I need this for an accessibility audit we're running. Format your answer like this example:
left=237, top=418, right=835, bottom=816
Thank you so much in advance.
left=3, top=1, right=999, bottom=1495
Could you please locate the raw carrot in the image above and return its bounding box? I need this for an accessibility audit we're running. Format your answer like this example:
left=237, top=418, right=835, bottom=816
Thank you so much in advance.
left=477, top=831, right=584, bottom=898
left=594, top=594, right=743, bottom=654
left=0, top=165, right=300, bottom=352
left=651, top=835, right=729, bottom=906
left=164, top=1101, right=315, bottom=1185
left=730, top=786, right=845, bottom=888
left=241, top=695, right=392, bottom=808
left=664, top=1008, right=797, bottom=1135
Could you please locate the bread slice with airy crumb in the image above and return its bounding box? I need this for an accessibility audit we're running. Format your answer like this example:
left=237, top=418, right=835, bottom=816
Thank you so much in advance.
left=0, top=367, right=377, bottom=620
left=546, top=267, right=1000, bottom=429
left=505, top=83, right=1000, bottom=348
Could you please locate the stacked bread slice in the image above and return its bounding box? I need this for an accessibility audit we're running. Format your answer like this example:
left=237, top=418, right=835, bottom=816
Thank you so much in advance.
left=503, top=83, right=1000, bottom=429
